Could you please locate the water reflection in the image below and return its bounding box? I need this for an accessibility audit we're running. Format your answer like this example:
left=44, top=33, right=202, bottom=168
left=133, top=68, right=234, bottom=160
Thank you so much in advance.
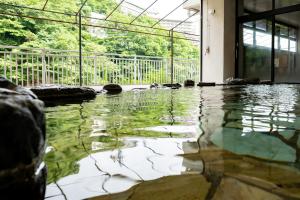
left=45, top=86, right=300, bottom=200
left=45, top=89, right=201, bottom=199
left=199, top=85, right=300, bottom=163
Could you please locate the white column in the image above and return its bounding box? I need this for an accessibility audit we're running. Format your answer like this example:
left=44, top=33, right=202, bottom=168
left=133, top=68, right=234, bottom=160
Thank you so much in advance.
left=202, top=0, right=236, bottom=84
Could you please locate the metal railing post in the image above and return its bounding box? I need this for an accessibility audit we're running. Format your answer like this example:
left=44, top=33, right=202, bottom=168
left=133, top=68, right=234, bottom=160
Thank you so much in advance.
left=79, top=12, right=83, bottom=86
left=41, top=49, right=46, bottom=85
left=165, top=58, right=168, bottom=83
left=133, top=55, right=137, bottom=85
left=3, top=52, right=6, bottom=78
left=94, top=53, right=97, bottom=85
left=170, top=29, right=174, bottom=84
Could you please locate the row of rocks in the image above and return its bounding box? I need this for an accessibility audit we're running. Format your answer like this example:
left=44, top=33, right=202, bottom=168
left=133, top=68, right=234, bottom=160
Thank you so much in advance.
left=151, top=78, right=271, bottom=88
left=28, top=77, right=272, bottom=104
left=150, top=80, right=216, bottom=89
left=150, top=78, right=272, bottom=88
left=0, top=77, right=46, bottom=199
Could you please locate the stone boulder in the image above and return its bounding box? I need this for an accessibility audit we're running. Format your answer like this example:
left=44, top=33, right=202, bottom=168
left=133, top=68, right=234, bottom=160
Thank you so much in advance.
left=184, top=80, right=195, bottom=87
left=0, top=78, right=46, bottom=199
left=150, top=83, right=159, bottom=89
left=225, top=77, right=260, bottom=85
left=225, top=78, right=245, bottom=85
left=162, top=83, right=182, bottom=89
left=0, top=77, right=17, bottom=90
left=0, top=77, right=37, bottom=98
left=103, top=84, right=123, bottom=94
left=260, top=80, right=272, bottom=85
left=31, top=86, right=97, bottom=103
left=197, top=82, right=216, bottom=87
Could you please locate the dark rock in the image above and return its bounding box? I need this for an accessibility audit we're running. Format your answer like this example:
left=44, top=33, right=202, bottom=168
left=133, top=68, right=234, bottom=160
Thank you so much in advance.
left=260, top=80, right=272, bottom=85
left=225, top=78, right=246, bottom=85
left=0, top=78, right=46, bottom=199
left=197, top=82, right=216, bottom=87
left=162, top=83, right=182, bottom=88
left=184, top=80, right=195, bottom=87
left=0, top=76, right=17, bottom=90
left=16, top=86, right=38, bottom=99
left=150, top=83, right=159, bottom=89
left=0, top=76, right=37, bottom=99
left=31, top=86, right=97, bottom=102
left=225, top=77, right=260, bottom=85
left=244, top=78, right=260, bottom=84
left=103, top=84, right=122, bottom=94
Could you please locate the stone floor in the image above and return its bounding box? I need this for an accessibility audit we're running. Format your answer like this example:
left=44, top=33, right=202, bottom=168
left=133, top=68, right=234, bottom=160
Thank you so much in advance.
left=90, top=148, right=300, bottom=200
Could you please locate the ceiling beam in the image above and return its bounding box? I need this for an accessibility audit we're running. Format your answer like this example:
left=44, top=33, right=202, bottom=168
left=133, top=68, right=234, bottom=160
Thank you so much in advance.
left=105, top=0, right=126, bottom=20
left=129, top=0, right=159, bottom=24
left=76, top=0, right=89, bottom=16
left=151, top=0, right=190, bottom=28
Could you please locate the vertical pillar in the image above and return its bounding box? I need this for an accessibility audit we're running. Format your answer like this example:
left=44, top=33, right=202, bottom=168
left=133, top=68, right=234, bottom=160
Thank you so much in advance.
left=79, top=12, right=83, bottom=87
left=271, top=0, right=275, bottom=82
left=202, top=0, right=236, bottom=83
left=170, top=30, right=174, bottom=84
left=200, top=0, right=203, bottom=82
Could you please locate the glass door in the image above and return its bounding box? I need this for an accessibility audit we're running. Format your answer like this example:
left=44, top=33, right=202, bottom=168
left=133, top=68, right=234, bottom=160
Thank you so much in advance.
left=274, top=11, right=300, bottom=82
left=238, top=18, right=272, bottom=80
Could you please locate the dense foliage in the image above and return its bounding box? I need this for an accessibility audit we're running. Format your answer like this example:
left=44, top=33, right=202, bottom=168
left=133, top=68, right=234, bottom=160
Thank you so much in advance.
left=0, top=0, right=199, bottom=58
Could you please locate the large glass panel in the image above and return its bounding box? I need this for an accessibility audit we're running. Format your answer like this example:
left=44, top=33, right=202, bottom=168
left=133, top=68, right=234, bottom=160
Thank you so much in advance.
left=275, top=0, right=300, bottom=8
left=238, top=19, right=272, bottom=80
left=275, top=11, right=300, bottom=82
left=238, top=0, right=273, bottom=16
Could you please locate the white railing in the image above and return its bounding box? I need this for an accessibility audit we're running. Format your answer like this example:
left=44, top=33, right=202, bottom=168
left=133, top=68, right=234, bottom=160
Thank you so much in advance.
left=0, top=45, right=200, bottom=87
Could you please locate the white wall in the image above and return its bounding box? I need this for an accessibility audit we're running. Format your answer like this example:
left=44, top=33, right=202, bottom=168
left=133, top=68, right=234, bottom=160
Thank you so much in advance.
left=202, top=0, right=236, bottom=84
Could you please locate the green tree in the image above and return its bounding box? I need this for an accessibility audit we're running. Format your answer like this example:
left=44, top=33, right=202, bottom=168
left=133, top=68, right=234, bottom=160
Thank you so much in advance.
left=0, top=0, right=199, bottom=57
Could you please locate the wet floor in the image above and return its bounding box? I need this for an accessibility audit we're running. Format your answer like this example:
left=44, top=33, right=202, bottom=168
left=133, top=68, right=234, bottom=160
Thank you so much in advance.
left=44, top=85, right=300, bottom=200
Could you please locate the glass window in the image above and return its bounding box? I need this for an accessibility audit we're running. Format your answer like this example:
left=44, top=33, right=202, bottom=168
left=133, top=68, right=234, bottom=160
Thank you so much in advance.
left=239, top=19, right=272, bottom=80
left=275, top=12, right=300, bottom=83
left=280, top=26, right=289, bottom=36
left=256, top=20, right=267, bottom=31
left=280, top=38, right=289, bottom=51
left=276, top=0, right=300, bottom=8
left=244, top=21, right=254, bottom=28
left=243, top=28, right=254, bottom=45
left=256, top=32, right=272, bottom=48
left=289, top=29, right=297, bottom=38
left=290, top=40, right=297, bottom=52
left=275, top=36, right=279, bottom=49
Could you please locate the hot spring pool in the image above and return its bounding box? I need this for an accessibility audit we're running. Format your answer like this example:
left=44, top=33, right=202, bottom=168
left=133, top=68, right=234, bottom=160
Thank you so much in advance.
left=44, top=85, right=300, bottom=200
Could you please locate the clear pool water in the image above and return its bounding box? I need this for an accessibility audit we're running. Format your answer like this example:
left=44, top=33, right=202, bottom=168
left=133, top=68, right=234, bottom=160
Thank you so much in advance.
left=44, top=85, right=300, bottom=200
